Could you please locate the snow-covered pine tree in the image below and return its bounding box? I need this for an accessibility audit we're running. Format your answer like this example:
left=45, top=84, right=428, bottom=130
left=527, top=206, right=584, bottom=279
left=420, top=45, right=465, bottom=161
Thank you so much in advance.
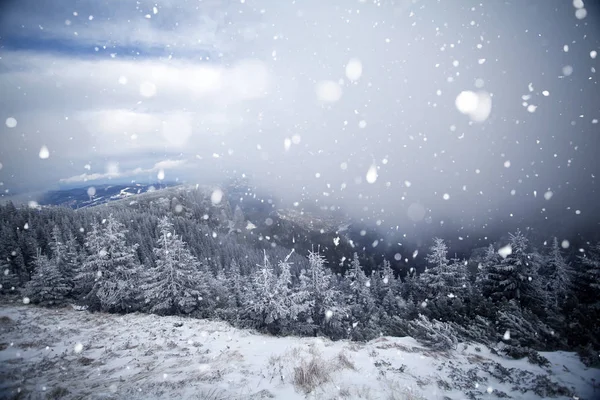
left=370, top=260, right=404, bottom=326
left=48, top=226, right=79, bottom=287
left=0, top=259, right=20, bottom=295
left=298, top=249, right=346, bottom=338
left=475, top=244, right=499, bottom=297
left=140, top=216, right=203, bottom=315
left=75, top=215, right=140, bottom=312
left=0, top=226, right=28, bottom=286
left=344, top=253, right=378, bottom=340
left=244, top=250, right=279, bottom=329
left=485, top=230, right=543, bottom=309
left=546, top=237, right=573, bottom=307
left=23, top=252, right=70, bottom=306
left=419, top=238, right=449, bottom=298
left=48, top=225, right=67, bottom=268
left=222, top=260, right=245, bottom=323
left=401, top=266, right=420, bottom=302
left=62, top=233, right=81, bottom=284
left=275, top=250, right=312, bottom=333
left=573, top=243, right=600, bottom=353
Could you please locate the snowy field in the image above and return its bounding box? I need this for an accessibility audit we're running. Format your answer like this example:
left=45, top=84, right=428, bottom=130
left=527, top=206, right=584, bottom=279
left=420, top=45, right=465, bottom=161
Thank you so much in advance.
left=0, top=302, right=597, bottom=400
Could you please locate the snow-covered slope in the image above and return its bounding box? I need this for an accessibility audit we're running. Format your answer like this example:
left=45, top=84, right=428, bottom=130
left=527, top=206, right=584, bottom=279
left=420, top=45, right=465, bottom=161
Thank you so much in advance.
left=0, top=303, right=597, bottom=400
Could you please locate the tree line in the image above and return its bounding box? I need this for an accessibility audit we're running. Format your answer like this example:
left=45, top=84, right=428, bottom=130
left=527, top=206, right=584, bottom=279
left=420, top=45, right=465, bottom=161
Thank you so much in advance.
left=0, top=197, right=598, bottom=366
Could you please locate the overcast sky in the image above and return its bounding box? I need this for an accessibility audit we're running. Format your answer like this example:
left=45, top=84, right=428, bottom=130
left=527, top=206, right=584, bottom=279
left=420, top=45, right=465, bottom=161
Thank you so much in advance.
left=0, top=0, right=599, bottom=240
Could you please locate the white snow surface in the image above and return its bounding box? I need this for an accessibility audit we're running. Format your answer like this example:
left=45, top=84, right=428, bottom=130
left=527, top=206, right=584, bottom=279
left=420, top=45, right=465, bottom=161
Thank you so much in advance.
left=0, top=302, right=597, bottom=399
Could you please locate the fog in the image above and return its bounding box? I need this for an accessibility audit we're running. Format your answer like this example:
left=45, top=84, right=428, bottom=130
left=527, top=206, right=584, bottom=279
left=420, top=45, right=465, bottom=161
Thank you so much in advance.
left=1, top=0, right=599, bottom=243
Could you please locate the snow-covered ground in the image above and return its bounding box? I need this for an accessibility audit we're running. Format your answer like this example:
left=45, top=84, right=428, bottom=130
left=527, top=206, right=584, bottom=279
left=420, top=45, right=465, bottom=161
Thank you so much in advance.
left=0, top=302, right=597, bottom=400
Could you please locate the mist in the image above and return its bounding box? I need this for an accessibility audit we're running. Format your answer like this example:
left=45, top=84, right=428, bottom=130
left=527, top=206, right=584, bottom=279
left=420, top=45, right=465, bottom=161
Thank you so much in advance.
left=1, top=0, right=599, bottom=245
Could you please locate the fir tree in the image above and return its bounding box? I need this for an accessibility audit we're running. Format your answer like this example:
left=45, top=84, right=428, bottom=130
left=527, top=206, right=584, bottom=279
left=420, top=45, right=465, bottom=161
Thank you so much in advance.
left=274, top=250, right=311, bottom=333
left=420, top=238, right=450, bottom=298
left=140, top=217, right=203, bottom=315
left=75, top=215, right=140, bottom=312
left=299, top=249, right=346, bottom=338
left=244, top=251, right=280, bottom=330
left=577, top=242, right=600, bottom=307
left=546, top=237, right=573, bottom=307
left=345, top=253, right=378, bottom=340
left=485, top=230, right=543, bottom=309
left=476, top=244, right=499, bottom=298
left=23, top=252, right=70, bottom=306
left=0, top=259, right=20, bottom=294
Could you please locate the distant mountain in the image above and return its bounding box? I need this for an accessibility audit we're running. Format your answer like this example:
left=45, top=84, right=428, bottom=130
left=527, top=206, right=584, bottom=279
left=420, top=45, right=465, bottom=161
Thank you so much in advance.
left=37, top=183, right=175, bottom=209
left=34, top=181, right=419, bottom=275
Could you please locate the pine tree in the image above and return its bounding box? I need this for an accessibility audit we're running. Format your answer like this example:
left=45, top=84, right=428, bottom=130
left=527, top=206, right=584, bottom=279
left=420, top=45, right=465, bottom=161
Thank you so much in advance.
left=476, top=244, right=499, bottom=298
left=275, top=250, right=311, bottom=333
left=75, top=215, right=140, bottom=312
left=577, top=242, right=600, bottom=307
left=485, top=231, right=543, bottom=308
left=571, top=243, right=600, bottom=350
left=0, top=259, right=20, bottom=294
left=23, top=252, right=70, bottom=306
left=244, top=251, right=280, bottom=330
left=420, top=238, right=470, bottom=300
left=63, top=233, right=81, bottom=284
left=0, top=226, right=28, bottom=286
left=420, top=238, right=449, bottom=298
left=344, top=253, right=378, bottom=340
left=48, top=225, right=67, bottom=268
left=140, top=217, right=203, bottom=315
left=48, top=225, right=79, bottom=286
left=546, top=237, right=573, bottom=307
left=298, top=249, right=346, bottom=338
left=221, top=260, right=245, bottom=323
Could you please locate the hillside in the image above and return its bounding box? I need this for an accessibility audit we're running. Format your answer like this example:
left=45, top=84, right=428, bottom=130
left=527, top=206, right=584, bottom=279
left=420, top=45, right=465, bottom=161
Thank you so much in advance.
left=0, top=302, right=597, bottom=400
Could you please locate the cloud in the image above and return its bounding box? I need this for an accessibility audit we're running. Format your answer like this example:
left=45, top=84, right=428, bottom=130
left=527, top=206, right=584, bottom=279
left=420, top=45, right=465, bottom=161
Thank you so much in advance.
left=59, top=159, right=187, bottom=183
left=1, top=0, right=599, bottom=241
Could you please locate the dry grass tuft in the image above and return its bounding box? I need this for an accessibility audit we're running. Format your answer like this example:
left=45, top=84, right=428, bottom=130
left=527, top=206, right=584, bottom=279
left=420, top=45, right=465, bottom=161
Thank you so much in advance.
left=335, top=350, right=356, bottom=371
left=292, top=355, right=331, bottom=394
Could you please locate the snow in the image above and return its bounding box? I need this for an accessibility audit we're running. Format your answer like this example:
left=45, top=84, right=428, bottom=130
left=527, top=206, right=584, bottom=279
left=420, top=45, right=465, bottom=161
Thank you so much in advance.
left=365, top=164, right=378, bottom=184
left=210, top=188, right=223, bottom=205
left=74, top=343, right=83, bottom=353
left=38, top=145, right=50, bottom=159
left=345, top=58, right=363, bottom=81
left=5, top=117, right=17, bottom=128
left=455, top=91, right=492, bottom=122
left=455, top=91, right=479, bottom=114
left=316, top=81, right=342, bottom=102
left=498, top=244, right=512, bottom=259
left=591, top=50, right=597, bottom=59
left=575, top=8, right=587, bottom=19
left=1, top=303, right=594, bottom=399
